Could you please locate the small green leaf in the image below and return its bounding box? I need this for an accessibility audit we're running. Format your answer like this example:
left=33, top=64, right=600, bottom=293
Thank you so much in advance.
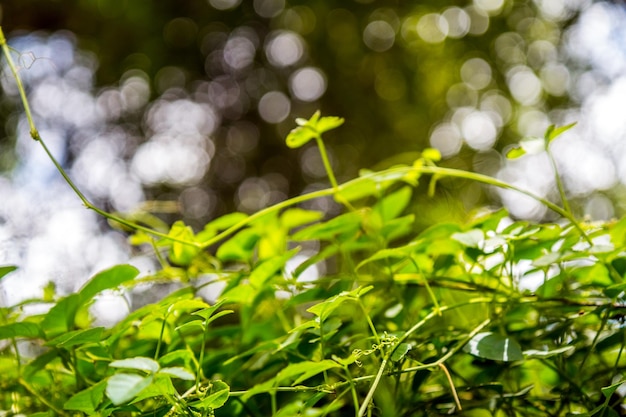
left=110, top=357, right=160, bottom=373
left=391, top=343, right=412, bottom=362
left=307, top=286, right=373, bottom=322
left=216, top=228, right=261, bottom=262
left=0, top=322, right=44, bottom=340
left=249, top=249, right=299, bottom=288
left=159, top=367, right=195, bottom=380
left=46, top=327, right=104, bottom=348
left=0, top=265, right=17, bottom=281
left=373, top=186, right=412, bottom=222
left=64, top=380, right=106, bottom=413
left=168, top=221, right=200, bottom=266
left=315, top=115, right=345, bottom=134
left=545, top=122, right=577, bottom=143
left=280, top=208, right=324, bottom=230
left=601, top=380, right=625, bottom=399
left=189, top=380, right=230, bottom=410
left=40, top=294, right=81, bottom=336
left=452, top=229, right=484, bottom=248
left=271, top=360, right=341, bottom=386
left=464, top=332, right=524, bottom=362
left=106, top=373, right=153, bottom=405
left=285, top=125, right=316, bottom=148
left=292, top=211, right=362, bottom=241
left=505, top=146, right=527, bottom=159
left=285, top=111, right=344, bottom=149
left=79, top=265, right=139, bottom=302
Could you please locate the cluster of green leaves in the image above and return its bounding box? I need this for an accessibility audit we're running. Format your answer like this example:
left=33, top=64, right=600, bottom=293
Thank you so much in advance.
left=1, top=108, right=625, bottom=417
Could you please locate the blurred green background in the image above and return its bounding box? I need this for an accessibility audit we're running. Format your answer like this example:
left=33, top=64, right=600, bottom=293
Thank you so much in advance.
left=2, top=0, right=626, bottom=301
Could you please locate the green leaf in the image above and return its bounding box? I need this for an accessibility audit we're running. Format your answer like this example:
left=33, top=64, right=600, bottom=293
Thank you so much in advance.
left=545, top=122, right=577, bottom=143
left=63, top=380, right=106, bottom=413
left=307, top=286, right=373, bottom=322
left=106, top=373, right=154, bottom=405
left=0, top=322, right=44, bottom=340
left=167, top=299, right=210, bottom=315
left=373, top=186, right=412, bottom=222
left=159, top=367, right=195, bottom=380
left=292, top=211, right=363, bottom=241
left=0, top=265, right=17, bottom=281
left=280, top=208, right=324, bottom=230
left=40, top=294, right=81, bottom=336
left=189, top=380, right=230, bottom=410
left=110, top=357, right=160, bottom=373
left=505, top=146, right=526, bottom=159
left=46, top=327, right=104, bottom=348
left=391, top=343, right=412, bottom=362
left=272, top=360, right=340, bottom=386
left=601, top=380, right=625, bottom=399
left=249, top=249, right=299, bottom=288
left=79, top=264, right=139, bottom=302
left=216, top=228, right=260, bottom=262
left=451, top=229, right=484, bottom=248
left=180, top=310, right=234, bottom=332
left=285, top=111, right=344, bottom=149
left=356, top=248, right=410, bottom=271
left=315, top=115, right=344, bottom=134
left=464, top=332, right=524, bottom=362
left=167, top=221, right=200, bottom=266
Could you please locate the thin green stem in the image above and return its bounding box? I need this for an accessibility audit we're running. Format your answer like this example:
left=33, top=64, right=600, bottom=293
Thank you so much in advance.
left=0, top=28, right=37, bottom=139
left=357, top=356, right=387, bottom=417
left=547, top=147, right=571, bottom=216
left=315, top=134, right=338, bottom=190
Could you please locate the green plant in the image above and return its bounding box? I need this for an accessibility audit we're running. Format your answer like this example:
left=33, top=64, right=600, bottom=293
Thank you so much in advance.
left=1, top=26, right=626, bottom=417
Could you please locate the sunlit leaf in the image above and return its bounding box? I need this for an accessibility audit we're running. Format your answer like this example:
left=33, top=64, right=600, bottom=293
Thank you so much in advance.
left=292, top=211, right=362, bottom=241
left=106, top=373, right=153, bottom=405
left=249, top=249, right=299, bottom=288
left=159, top=367, right=195, bottom=380
left=110, top=357, right=160, bottom=373
left=216, top=228, right=261, bottom=262
left=545, top=122, right=577, bottom=143
left=63, top=380, right=106, bottom=413
left=46, top=327, right=104, bottom=348
left=307, top=286, right=373, bottom=321
left=40, top=294, right=81, bottom=336
left=464, top=332, right=524, bottom=362
left=0, top=265, right=17, bottom=281
left=452, top=229, right=484, bottom=248
left=373, top=186, right=412, bottom=222
left=315, top=115, right=344, bottom=134
left=0, top=322, right=44, bottom=340
left=79, top=264, right=139, bottom=302
left=505, top=146, right=526, bottom=159
left=280, top=208, right=324, bottom=230
left=167, top=221, right=199, bottom=266
left=286, top=125, right=317, bottom=148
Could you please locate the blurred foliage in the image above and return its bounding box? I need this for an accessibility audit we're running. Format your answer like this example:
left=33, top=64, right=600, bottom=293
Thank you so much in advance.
left=0, top=0, right=592, bottom=228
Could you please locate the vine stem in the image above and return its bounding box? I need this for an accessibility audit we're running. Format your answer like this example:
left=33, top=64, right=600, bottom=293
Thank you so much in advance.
left=357, top=357, right=388, bottom=417
left=315, top=133, right=339, bottom=190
